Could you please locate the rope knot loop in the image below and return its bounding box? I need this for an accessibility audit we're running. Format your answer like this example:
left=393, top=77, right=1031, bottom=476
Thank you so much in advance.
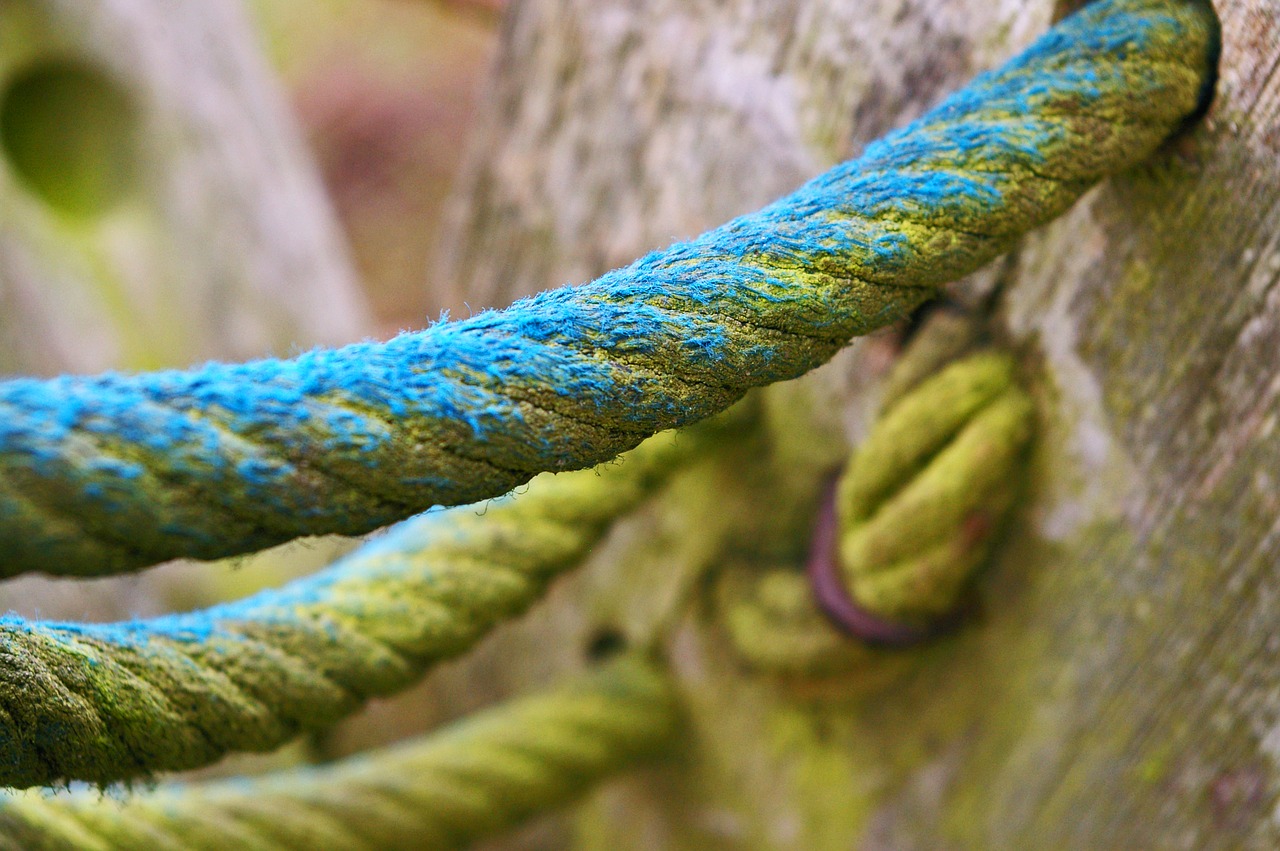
left=816, top=347, right=1035, bottom=641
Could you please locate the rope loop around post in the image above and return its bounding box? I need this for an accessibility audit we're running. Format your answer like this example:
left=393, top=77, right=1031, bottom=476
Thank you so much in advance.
left=817, top=350, right=1035, bottom=640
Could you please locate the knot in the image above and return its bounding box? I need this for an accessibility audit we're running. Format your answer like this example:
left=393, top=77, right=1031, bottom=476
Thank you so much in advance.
left=714, top=564, right=920, bottom=697
left=813, top=350, right=1035, bottom=643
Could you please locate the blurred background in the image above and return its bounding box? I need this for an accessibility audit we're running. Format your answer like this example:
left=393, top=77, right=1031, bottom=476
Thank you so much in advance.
left=250, top=0, right=500, bottom=334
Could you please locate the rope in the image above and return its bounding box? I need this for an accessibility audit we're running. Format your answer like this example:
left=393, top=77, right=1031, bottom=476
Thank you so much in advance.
left=0, top=657, right=676, bottom=851
left=717, top=565, right=878, bottom=678
left=819, top=352, right=1035, bottom=639
left=0, top=0, right=1218, bottom=578
left=718, top=346, right=1033, bottom=672
left=0, top=426, right=706, bottom=790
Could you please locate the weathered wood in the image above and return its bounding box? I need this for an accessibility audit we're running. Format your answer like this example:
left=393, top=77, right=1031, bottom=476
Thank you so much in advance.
left=416, top=0, right=1280, bottom=848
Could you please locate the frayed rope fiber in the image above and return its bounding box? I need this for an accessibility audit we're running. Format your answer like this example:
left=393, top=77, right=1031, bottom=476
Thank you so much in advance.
left=0, top=0, right=1217, bottom=579
left=0, top=657, right=676, bottom=851
left=0, top=427, right=702, bottom=789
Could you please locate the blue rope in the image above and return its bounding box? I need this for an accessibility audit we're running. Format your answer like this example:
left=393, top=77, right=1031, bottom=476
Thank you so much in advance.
left=0, top=0, right=1216, bottom=579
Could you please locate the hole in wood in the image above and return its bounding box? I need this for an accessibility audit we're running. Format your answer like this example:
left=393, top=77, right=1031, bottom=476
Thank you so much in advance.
left=0, top=60, right=139, bottom=218
left=584, top=628, right=628, bottom=662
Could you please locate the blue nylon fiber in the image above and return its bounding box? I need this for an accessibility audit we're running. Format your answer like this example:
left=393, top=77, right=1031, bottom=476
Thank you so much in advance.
left=0, top=0, right=1210, bottom=578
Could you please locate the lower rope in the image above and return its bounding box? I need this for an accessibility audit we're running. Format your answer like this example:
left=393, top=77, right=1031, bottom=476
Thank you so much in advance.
left=0, top=656, right=677, bottom=851
left=0, top=0, right=1217, bottom=578
left=0, top=425, right=715, bottom=790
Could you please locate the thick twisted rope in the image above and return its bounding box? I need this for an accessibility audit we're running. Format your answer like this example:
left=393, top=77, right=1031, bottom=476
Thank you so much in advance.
left=0, top=0, right=1217, bottom=578
left=717, top=348, right=1034, bottom=674
left=0, top=655, right=670, bottom=849
left=812, top=351, right=1035, bottom=642
left=0, top=427, right=703, bottom=790
left=0, top=657, right=676, bottom=851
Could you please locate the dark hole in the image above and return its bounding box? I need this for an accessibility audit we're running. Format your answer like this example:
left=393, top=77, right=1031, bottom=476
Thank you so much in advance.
left=0, top=60, right=139, bottom=218
left=584, top=628, right=627, bottom=662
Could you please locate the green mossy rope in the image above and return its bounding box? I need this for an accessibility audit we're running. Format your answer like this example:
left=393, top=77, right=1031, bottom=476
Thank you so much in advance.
left=717, top=566, right=879, bottom=678
left=836, top=353, right=1035, bottom=627
left=0, top=425, right=715, bottom=790
left=0, top=657, right=676, bottom=851
left=720, top=345, right=1033, bottom=671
